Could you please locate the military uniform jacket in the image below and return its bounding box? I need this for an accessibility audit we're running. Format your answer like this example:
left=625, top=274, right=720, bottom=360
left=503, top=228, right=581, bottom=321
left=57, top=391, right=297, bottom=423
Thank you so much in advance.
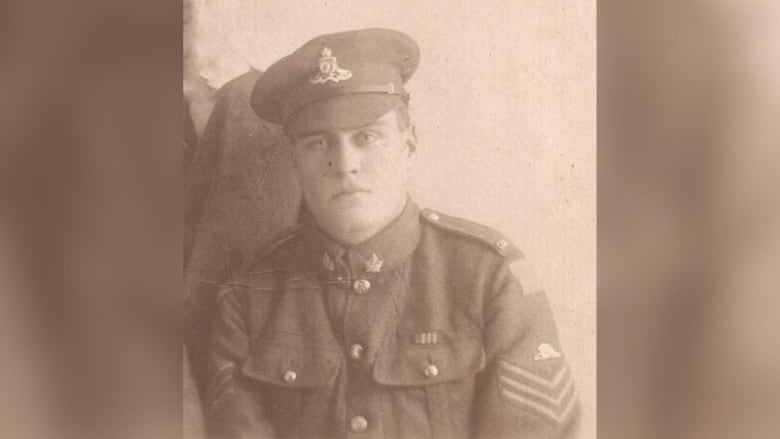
left=207, top=200, right=580, bottom=439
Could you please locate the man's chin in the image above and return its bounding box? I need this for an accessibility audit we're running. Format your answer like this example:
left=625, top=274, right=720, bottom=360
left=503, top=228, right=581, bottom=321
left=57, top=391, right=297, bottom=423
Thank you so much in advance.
left=314, top=205, right=373, bottom=231
left=328, top=208, right=373, bottom=226
left=309, top=195, right=406, bottom=242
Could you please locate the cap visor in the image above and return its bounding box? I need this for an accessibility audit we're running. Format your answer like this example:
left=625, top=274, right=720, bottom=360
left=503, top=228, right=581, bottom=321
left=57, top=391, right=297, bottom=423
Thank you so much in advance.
left=284, top=93, right=404, bottom=136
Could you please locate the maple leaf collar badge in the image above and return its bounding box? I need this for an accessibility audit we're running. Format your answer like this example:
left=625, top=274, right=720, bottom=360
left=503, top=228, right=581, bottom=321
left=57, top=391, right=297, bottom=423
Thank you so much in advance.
left=364, top=253, right=383, bottom=273
left=322, top=252, right=336, bottom=272
left=310, top=47, right=353, bottom=84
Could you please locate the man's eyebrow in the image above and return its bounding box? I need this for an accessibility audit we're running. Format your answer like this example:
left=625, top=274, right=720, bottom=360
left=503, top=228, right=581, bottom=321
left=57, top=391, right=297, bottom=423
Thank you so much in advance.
left=293, top=130, right=329, bottom=140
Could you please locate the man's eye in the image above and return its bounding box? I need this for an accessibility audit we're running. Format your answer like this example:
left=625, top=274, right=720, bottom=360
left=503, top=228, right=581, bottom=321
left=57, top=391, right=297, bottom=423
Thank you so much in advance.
left=303, top=138, right=328, bottom=149
left=356, top=132, right=379, bottom=144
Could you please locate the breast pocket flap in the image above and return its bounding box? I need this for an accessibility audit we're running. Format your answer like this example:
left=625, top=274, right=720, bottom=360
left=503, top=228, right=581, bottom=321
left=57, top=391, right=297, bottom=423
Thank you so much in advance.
left=241, top=344, right=342, bottom=388
left=373, top=337, right=485, bottom=386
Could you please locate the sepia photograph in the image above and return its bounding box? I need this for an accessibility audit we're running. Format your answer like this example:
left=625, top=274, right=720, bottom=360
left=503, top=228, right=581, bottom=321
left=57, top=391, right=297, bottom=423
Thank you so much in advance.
left=7, top=0, right=780, bottom=438
left=183, top=1, right=595, bottom=438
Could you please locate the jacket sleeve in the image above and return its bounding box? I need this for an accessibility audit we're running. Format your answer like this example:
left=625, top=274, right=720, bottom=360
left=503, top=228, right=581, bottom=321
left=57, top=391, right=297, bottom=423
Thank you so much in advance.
left=205, top=284, right=277, bottom=439
left=474, top=252, right=581, bottom=439
left=184, top=346, right=207, bottom=439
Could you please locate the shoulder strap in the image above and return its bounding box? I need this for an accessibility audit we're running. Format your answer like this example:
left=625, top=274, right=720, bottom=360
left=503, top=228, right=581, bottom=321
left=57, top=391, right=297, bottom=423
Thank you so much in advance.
left=420, top=209, right=521, bottom=258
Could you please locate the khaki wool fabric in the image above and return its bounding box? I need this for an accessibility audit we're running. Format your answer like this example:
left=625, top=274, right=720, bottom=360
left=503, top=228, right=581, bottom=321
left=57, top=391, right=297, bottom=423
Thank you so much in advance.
left=206, top=200, right=580, bottom=438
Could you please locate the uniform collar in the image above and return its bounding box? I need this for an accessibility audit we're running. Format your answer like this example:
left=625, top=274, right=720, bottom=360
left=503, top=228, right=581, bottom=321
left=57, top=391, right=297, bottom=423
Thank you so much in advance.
left=305, top=198, right=421, bottom=279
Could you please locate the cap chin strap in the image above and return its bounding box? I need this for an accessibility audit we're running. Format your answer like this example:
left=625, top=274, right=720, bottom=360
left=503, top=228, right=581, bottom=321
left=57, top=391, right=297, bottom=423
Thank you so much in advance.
left=334, top=83, right=409, bottom=99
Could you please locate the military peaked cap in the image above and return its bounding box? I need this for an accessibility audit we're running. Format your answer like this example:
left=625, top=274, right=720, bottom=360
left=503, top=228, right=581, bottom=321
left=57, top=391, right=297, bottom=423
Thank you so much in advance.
left=250, top=28, right=420, bottom=133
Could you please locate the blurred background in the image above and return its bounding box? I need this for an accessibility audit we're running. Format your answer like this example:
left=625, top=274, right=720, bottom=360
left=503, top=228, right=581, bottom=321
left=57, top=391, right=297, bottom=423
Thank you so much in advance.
left=2, top=0, right=780, bottom=438
left=600, top=0, right=780, bottom=438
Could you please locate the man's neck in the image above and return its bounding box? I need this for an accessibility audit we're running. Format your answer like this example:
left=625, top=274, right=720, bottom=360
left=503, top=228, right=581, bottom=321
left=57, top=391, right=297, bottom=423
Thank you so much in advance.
left=329, top=227, right=380, bottom=246
left=318, top=200, right=408, bottom=246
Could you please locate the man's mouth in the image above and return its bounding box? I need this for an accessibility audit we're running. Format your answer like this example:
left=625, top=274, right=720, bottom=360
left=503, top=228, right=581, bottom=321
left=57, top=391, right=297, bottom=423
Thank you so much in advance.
left=332, top=188, right=371, bottom=199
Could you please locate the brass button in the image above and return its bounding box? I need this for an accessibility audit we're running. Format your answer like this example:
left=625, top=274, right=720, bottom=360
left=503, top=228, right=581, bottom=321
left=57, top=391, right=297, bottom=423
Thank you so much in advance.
left=350, top=415, right=368, bottom=432
left=426, top=211, right=440, bottom=221
left=283, top=370, right=297, bottom=383
left=349, top=344, right=365, bottom=360
left=353, top=279, right=371, bottom=294
left=424, top=364, right=439, bottom=378
left=496, top=239, right=509, bottom=250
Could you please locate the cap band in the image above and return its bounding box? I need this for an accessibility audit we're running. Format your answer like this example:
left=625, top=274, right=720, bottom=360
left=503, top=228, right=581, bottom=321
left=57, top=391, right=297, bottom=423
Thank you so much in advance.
left=335, top=84, right=409, bottom=97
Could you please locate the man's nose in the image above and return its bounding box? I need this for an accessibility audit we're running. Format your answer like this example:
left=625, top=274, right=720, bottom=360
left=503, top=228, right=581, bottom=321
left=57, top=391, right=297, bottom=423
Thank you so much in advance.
left=329, top=139, right=362, bottom=175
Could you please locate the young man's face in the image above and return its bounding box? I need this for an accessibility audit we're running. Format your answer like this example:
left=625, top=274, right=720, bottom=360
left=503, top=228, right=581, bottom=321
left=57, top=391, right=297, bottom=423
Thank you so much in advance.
left=289, top=107, right=415, bottom=243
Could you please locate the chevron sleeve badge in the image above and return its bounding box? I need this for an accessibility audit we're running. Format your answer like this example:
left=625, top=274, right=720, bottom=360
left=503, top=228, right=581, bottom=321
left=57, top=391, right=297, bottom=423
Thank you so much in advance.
left=497, top=357, right=578, bottom=424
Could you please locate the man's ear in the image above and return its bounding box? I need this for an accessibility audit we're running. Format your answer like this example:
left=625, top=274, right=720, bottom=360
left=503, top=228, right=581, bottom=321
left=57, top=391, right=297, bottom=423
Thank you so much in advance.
left=404, top=125, right=417, bottom=155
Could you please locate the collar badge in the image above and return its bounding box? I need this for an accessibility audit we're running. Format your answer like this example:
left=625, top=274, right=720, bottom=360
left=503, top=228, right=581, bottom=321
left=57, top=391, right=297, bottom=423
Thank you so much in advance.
left=364, top=253, right=384, bottom=273
left=322, top=252, right=335, bottom=272
left=310, top=47, right=353, bottom=84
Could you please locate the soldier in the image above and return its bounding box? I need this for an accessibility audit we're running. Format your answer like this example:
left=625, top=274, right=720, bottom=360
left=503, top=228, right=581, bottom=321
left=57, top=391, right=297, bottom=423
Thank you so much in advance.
left=206, top=28, right=580, bottom=439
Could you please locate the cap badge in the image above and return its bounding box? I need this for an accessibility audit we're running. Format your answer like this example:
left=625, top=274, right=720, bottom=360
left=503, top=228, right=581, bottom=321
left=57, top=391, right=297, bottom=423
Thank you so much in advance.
left=534, top=343, right=562, bottom=361
left=310, top=47, right=353, bottom=85
left=364, top=253, right=384, bottom=273
left=322, top=252, right=335, bottom=272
